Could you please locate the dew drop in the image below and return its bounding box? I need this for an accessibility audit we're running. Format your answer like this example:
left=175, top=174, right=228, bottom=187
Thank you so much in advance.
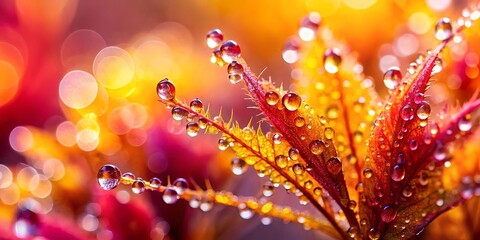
left=416, top=103, right=431, bottom=120
left=210, top=49, right=226, bottom=66
left=198, top=118, right=208, bottom=130
left=396, top=153, right=406, bottom=164
left=156, top=78, right=176, bottom=101
left=282, top=39, right=300, bottom=64
left=186, top=122, right=200, bottom=137
left=401, top=105, right=414, bottom=121
left=409, top=139, right=418, bottom=151
left=383, top=67, right=402, bottom=90
left=298, top=12, right=321, bottom=41
left=381, top=204, right=398, bottom=223
left=97, top=164, right=121, bottom=190
left=363, top=168, right=373, bottom=179
left=206, top=29, right=224, bottom=49
left=239, top=205, right=254, bottom=219
left=262, top=181, right=274, bottom=197
left=391, top=164, right=406, bottom=182
left=149, top=177, right=162, bottom=189
left=304, top=180, right=313, bottom=189
left=200, top=197, right=214, bottom=212
left=294, top=116, right=305, bottom=127
left=227, top=61, right=244, bottom=84
left=324, top=127, right=335, bottom=140
left=435, top=18, right=453, bottom=41
left=288, top=148, right=300, bottom=160
left=218, top=138, right=229, bottom=150
left=162, top=187, right=179, bottom=204
left=348, top=200, right=357, bottom=210
left=368, top=227, right=380, bottom=240
left=189, top=196, right=200, bottom=208
left=275, top=155, right=288, bottom=168
left=309, top=139, right=325, bottom=155
left=292, top=163, right=305, bottom=175
left=432, top=57, right=443, bottom=74
left=189, top=98, right=204, bottom=113
left=272, top=133, right=283, bottom=144
left=265, top=91, right=280, bottom=106
left=173, top=178, right=188, bottom=194
left=326, top=157, right=342, bottom=175
left=242, top=127, right=254, bottom=140
left=323, top=48, right=342, bottom=74
left=261, top=217, right=272, bottom=225
left=414, top=93, right=425, bottom=104
left=171, top=106, right=189, bottom=121
left=434, top=145, right=447, bottom=161
left=220, top=40, right=241, bottom=63
left=459, top=114, right=472, bottom=132
left=231, top=158, right=248, bottom=175
left=348, top=226, right=358, bottom=238
left=131, top=179, right=145, bottom=194
left=122, top=172, right=135, bottom=181
left=282, top=92, right=302, bottom=111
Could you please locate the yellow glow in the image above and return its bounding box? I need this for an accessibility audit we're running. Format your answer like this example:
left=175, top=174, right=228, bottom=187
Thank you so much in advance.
left=59, top=70, right=98, bottom=109
left=343, top=0, right=377, bottom=10
left=0, top=60, right=20, bottom=107
left=56, top=121, right=77, bottom=147
left=94, top=46, right=134, bottom=89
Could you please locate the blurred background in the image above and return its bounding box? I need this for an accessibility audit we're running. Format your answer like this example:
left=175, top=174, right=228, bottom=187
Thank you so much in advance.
left=0, top=0, right=478, bottom=239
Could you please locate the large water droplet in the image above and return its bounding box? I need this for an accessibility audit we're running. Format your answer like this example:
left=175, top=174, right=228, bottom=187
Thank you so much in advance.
left=220, top=40, right=241, bottom=63
left=416, top=103, right=431, bottom=120
left=309, top=139, right=325, bottom=155
left=131, top=179, right=145, bottom=194
left=324, top=127, right=335, bottom=140
left=435, top=18, right=453, bottom=41
left=401, top=105, right=414, bottom=121
left=265, top=91, right=280, bottom=106
left=292, top=163, right=305, bottom=175
left=173, top=178, right=188, bottom=194
left=189, top=98, right=204, bottom=113
left=323, top=48, right=342, bottom=74
left=326, top=157, right=342, bottom=175
left=294, top=116, right=305, bottom=127
left=218, top=138, right=229, bottom=150
left=172, top=106, right=188, bottom=121
left=288, top=148, right=300, bottom=160
left=381, top=204, right=398, bottom=223
left=227, top=61, right=244, bottom=84
left=162, top=187, right=179, bottom=204
left=122, top=172, right=135, bottom=181
left=206, top=29, right=224, bottom=49
left=210, top=49, right=226, bottom=66
left=391, top=164, right=406, bottom=182
left=282, top=92, right=302, bottom=111
left=275, top=155, right=288, bottom=168
left=298, top=12, right=321, bottom=41
left=97, top=164, right=121, bottom=190
left=363, top=168, right=373, bottom=178
left=282, top=39, right=300, bottom=64
left=186, top=122, right=200, bottom=137
left=383, top=67, right=402, bottom=90
left=231, top=158, right=248, bottom=175
left=156, top=78, right=176, bottom=101
left=149, top=177, right=161, bottom=189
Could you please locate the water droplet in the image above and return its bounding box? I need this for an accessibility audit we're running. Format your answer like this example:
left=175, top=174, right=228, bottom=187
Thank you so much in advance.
left=282, top=39, right=300, bottom=64
left=401, top=105, right=414, bottom=121
left=348, top=226, right=358, bottom=238
left=149, top=177, right=161, bottom=189
left=409, top=139, right=418, bottom=151
left=298, top=12, right=321, bottom=41
left=162, top=187, right=178, bottom=204
left=131, top=179, right=145, bottom=194
left=304, top=180, right=313, bottom=189
left=14, top=206, right=39, bottom=238
left=324, top=127, right=335, bottom=139
left=97, top=164, right=121, bottom=190
left=189, top=98, right=204, bottom=113
left=287, top=149, right=299, bottom=162
left=231, top=158, right=248, bottom=175
left=391, top=164, right=406, bottom=182
left=189, top=196, right=200, bottom=208
left=122, top=172, right=135, bottom=181
left=435, top=18, right=453, bottom=41
left=275, top=155, right=288, bottom=168
left=434, top=144, right=447, bottom=161
left=242, top=127, right=255, bottom=140
left=262, top=181, right=274, bottom=197
left=220, top=40, right=241, bottom=63
left=210, top=49, right=226, bottom=66
left=309, top=139, right=325, bottom=155
left=323, top=48, right=342, bottom=74
left=396, top=153, right=406, bottom=164
left=218, top=138, right=229, bottom=150
left=282, top=92, right=302, bottom=111
left=313, top=187, right=322, bottom=196
left=348, top=200, right=357, bottom=210
left=326, top=157, right=342, bottom=175
left=432, top=57, right=443, bottom=74
left=368, top=227, right=380, bottom=240
left=200, top=197, right=214, bottom=212
left=383, top=67, right=402, bottom=90
left=381, top=204, right=398, bottom=223
left=186, top=122, right=200, bottom=137
left=430, top=123, right=440, bottom=135
left=414, top=93, right=425, bottom=104
left=261, top=217, right=272, bottom=225
left=416, top=103, right=431, bottom=120
left=227, top=61, right=244, bottom=84
left=172, top=106, right=189, bottom=121
left=273, top=133, right=283, bottom=144
left=363, top=168, right=373, bottom=178
left=356, top=182, right=364, bottom=192
left=173, top=178, right=188, bottom=194
left=292, top=163, right=305, bottom=175
left=265, top=91, right=280, bottom=106
left=239, top=205, right=254, bottom=219
left=459, top=114, right=472, bottom=131
left=156, top=78, right=176, bottom=101
left=206, top=29, right=223, bottom=49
